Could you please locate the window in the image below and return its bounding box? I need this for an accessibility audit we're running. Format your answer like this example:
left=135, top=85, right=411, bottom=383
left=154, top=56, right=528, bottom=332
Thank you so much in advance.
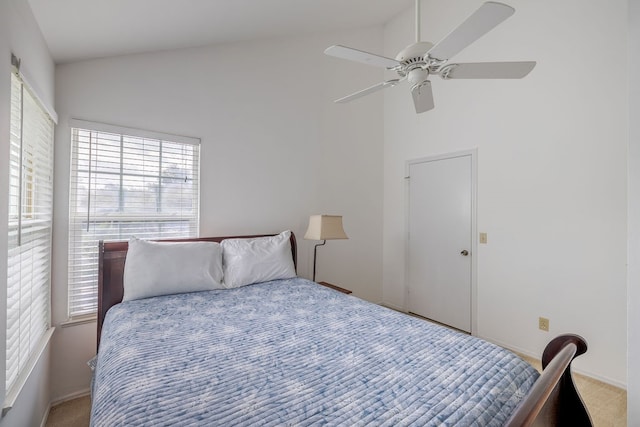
left=68, top=120, right=200, bottom=318
left=6, top=72, right=54, bottom=394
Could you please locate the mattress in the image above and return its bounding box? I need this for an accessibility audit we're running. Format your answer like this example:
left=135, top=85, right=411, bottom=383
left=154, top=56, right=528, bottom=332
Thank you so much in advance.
left=91, top=278, right=539, bottom=426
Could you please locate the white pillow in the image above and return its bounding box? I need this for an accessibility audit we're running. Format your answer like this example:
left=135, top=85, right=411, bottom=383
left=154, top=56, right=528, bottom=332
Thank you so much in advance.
left=123, top=238, right=224, bottom=301
left=222, top=231, right=296, bottom=288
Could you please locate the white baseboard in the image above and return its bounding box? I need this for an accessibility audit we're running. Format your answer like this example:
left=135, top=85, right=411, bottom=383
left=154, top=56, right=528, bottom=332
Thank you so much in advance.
left=50, top=388, right=91, bottom=407
left=39, top=403, right=52, bottom=427
left=379, top=302, right=405, bottom=312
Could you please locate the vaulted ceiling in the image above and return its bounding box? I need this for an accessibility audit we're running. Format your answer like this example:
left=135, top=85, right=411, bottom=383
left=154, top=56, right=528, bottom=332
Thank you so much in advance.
left=27, top=0, right=413, bottom=64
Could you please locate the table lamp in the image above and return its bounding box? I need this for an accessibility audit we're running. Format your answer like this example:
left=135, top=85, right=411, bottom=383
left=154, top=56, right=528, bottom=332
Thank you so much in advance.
left=304, top=215, right=348, bottom=282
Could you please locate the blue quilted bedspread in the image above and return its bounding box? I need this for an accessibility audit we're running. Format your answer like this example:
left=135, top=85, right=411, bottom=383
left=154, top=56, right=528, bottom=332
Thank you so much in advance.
left=91, top=278, right=539, bottom=426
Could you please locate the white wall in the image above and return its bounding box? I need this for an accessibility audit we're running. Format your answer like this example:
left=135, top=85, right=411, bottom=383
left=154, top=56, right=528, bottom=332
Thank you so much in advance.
left=382, top=0, right=628, bottom=386
left=0, top=1, right=55, bottom=425
left=628, top=0, right=639, bottom=423
left=51, top=28, right=385, bottom=400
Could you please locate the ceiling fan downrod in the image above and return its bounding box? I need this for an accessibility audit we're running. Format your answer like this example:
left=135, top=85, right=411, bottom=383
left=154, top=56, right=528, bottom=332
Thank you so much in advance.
left=415, top=0, right=421, bottom=43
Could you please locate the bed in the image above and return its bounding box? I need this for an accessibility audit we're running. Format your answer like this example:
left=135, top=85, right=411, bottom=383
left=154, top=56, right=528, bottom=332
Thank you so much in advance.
left=92, top=232, right=592, bottom=426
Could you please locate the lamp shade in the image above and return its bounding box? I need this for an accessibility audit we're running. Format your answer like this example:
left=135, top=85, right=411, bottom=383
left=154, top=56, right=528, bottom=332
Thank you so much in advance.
left=304, top=215, right=348, bottom=240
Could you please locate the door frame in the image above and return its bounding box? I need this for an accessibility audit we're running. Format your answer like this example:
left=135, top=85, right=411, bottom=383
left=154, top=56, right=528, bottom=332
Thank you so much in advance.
left=404, top=148, right=478, bottom=335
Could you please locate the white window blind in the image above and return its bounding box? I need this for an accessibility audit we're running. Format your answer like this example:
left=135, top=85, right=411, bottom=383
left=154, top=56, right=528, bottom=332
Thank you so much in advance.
left=6, top=72, right=54, bottom=393
left=68, top=121, right=200, bottom=318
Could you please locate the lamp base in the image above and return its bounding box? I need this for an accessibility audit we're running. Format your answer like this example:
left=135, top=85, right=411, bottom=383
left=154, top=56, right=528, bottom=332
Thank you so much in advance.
left=312, top=240, right=326, bottom=282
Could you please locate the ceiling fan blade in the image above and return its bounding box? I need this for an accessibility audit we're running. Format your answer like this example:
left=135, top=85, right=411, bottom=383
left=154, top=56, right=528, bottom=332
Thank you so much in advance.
left=411, top=81, right=435, bottom=113
left=335, top=79, right=401, bottom=103
left=442, top=61, right=536, bottom=79
left=427, top=2, right=515, bottom=61
left=325, top=45, right=401, bottom=69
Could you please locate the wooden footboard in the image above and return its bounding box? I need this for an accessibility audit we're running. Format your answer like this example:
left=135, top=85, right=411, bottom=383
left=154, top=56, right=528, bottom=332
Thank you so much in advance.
left=505, top=334, right=592, bottom=426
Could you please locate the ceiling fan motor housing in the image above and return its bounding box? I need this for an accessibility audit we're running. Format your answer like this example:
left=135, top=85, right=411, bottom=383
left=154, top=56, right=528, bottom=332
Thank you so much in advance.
left=395, top=41, right=434, bottom=65
left=396, top=41, right=434, bottom=86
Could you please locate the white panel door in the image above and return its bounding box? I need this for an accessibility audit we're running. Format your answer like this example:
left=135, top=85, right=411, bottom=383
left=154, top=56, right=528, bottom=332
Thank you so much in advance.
left=408, top=154, right=472, bottom=332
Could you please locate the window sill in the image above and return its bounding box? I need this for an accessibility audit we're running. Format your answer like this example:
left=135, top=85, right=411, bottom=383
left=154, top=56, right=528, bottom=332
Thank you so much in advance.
left=2, top=327, right=55, bottom=416
left=60, top=315, right=96, bottom=328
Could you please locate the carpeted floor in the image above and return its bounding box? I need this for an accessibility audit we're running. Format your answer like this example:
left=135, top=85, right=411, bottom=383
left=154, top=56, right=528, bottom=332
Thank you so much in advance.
left=45, top=368, right=626, bottom=427
left=45, top=395, right=90, bottom=427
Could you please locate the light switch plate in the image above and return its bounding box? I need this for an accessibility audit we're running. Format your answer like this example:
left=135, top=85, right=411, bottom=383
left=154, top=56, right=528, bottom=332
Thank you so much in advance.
left=479, top=232, right=487, bottom=244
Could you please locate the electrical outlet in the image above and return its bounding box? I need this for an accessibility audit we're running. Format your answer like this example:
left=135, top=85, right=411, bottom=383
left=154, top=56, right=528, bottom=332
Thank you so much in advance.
left=479, top=233, right=488, bottom=244
left=539, top=317, right=549, bottom=332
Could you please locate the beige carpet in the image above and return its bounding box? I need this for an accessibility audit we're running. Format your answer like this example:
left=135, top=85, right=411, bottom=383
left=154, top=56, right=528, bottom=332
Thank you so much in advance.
left=46, top=368, right=626, bottom=427
left=520, top=354, right=627, bottom=427
left=45, top=395, right=90, bottom=427
left=576, top=374, right=627, bottom=427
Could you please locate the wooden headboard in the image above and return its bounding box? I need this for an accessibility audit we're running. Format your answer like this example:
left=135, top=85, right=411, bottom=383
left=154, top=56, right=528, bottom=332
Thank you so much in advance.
left=97, top=233, right=297, bottom=349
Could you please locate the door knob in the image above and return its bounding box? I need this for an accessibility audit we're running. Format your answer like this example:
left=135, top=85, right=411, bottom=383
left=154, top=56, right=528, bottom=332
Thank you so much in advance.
left=460, top=250, right=469, bottom=256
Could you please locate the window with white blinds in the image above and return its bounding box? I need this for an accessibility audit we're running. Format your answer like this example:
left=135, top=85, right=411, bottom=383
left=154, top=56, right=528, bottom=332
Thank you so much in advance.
left=6, top=72, right=54, bottom=393
left=68, top=121, right=200, bottom=318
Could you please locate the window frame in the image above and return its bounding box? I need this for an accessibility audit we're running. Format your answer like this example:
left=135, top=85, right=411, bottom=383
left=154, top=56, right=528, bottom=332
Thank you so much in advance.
left=67, top=119, right=201, bottom=319
left=4, top=69, right=56, bottom=408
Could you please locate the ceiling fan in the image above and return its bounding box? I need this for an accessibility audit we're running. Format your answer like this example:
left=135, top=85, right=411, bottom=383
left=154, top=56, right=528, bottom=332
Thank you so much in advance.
left=324, top=1, right=536, bottom=113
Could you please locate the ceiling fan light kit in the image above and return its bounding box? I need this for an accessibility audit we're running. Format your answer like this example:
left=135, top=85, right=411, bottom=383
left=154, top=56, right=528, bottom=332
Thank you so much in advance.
left=324, top=1, right=536, bottom=114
